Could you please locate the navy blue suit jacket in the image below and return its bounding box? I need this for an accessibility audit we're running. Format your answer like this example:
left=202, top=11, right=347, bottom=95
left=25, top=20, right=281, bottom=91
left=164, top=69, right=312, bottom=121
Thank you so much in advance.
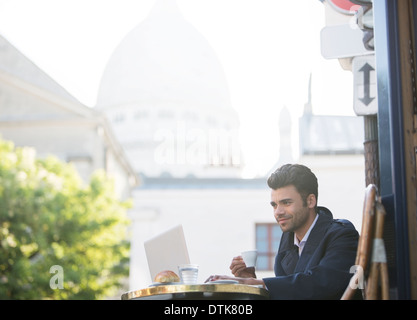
left=263, top=207, right=359, bottom=300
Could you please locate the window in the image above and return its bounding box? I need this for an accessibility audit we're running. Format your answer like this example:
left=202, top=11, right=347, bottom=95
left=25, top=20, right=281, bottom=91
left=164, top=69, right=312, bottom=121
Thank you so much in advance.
left=113, top=112, right=125, bottom=123
left=158, top=110, right=175, bottom=119
left=256, top=223, right=282, bottom=271
left=134, top=110, right=148, bottom=119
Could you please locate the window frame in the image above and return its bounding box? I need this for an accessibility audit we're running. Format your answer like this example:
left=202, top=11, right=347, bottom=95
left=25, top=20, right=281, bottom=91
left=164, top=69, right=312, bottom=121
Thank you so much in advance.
left=255, top=223, right=282, bottom=271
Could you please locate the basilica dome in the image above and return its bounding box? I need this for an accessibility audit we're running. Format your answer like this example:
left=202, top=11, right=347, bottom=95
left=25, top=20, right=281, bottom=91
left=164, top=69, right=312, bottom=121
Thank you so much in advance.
left=97, top=0, right=231, bottom=109
left=96, top=0, right=242, bottom=178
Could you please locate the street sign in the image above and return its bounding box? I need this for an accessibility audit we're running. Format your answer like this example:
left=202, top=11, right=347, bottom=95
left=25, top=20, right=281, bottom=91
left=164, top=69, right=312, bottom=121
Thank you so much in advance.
left=352, top=55, right=378, bottom=115
left=320, top=24, right=370, bottom=59
left=327, top=0, right=360, bottom=15
left=320, top=0, right=374, bottom=59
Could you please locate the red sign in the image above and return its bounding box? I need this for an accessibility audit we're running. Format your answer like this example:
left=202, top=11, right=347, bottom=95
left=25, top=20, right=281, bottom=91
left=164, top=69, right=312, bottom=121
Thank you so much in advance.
left=327, top=0, right=361, bottom=15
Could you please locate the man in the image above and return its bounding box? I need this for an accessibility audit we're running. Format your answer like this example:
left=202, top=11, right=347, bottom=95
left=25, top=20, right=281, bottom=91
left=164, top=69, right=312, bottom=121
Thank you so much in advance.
left=206, top=163, right=359, bottom=299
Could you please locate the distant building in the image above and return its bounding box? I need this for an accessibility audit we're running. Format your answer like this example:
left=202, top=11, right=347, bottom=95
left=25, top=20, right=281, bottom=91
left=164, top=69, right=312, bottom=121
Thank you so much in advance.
left=96, top=0, right=242, bottom=180
left=0, top=34, right=137, bottom=200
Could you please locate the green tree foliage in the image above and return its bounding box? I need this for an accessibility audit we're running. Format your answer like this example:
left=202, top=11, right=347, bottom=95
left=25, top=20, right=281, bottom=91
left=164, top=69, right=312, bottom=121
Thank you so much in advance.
left=0, top=138, right=131, bottom=299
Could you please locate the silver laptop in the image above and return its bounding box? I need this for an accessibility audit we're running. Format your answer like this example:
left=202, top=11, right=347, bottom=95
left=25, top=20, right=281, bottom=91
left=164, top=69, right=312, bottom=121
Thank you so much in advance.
left=144, top=224, right=191, bottom=282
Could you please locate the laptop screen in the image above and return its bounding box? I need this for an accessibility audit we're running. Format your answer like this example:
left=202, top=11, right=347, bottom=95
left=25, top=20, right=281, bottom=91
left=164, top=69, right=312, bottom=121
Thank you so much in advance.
left=144, top=224, right=191, bottom=282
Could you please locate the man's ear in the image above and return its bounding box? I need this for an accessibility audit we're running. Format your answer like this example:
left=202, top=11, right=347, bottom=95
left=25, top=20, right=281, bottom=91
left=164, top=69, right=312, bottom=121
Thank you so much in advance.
left=307, top=194, right=316, bottom=208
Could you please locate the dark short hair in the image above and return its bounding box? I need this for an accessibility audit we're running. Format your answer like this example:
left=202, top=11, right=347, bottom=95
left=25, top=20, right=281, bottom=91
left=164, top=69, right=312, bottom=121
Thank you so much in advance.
left=267, top=163, right=318, bottom=206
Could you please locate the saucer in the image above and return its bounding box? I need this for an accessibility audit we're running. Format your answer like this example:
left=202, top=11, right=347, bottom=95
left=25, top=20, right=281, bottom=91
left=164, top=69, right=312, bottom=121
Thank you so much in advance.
left=149, top=282, right=180, bottom=287
left=207, top=279, right=239, bottom=284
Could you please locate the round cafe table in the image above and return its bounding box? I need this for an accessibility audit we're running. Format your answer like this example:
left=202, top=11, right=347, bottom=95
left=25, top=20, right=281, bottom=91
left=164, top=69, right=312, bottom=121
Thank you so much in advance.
left=121, top=283, right=270, bottom=300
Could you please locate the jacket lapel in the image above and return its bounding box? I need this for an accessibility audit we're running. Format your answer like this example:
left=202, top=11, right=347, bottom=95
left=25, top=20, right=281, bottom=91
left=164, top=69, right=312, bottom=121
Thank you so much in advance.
left=281, top=245, right=299, bottom=275
left=278, top=232, right=299, bottom=275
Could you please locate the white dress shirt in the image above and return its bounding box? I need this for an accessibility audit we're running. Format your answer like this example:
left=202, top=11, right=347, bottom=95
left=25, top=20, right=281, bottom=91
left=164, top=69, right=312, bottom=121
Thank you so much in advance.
left=294, top=213, right=319, bottom=256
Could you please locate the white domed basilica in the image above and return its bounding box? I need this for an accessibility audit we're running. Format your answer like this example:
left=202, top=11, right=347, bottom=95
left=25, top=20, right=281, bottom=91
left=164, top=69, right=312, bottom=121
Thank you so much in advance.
left=96, top=0, right=242, bottom=179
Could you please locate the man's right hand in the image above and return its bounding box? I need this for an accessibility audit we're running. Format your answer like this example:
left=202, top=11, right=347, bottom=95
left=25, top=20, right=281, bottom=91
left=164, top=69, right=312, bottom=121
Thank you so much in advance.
left=230, top=256, right=256, bottom=278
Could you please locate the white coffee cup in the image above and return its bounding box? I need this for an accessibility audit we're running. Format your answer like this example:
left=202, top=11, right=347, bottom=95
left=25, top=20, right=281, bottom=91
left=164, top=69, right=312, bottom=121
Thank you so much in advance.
left=241, top=250, right=258, bottom=268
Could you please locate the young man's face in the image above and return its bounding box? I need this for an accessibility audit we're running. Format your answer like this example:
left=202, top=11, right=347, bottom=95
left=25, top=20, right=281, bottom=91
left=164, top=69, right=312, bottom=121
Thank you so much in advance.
left=270, top=185, right=316, bottom=237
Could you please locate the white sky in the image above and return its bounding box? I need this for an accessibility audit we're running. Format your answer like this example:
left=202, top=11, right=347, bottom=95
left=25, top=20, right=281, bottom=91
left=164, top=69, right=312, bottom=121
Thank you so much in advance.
left=0, top=0, right=355, bottom=177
